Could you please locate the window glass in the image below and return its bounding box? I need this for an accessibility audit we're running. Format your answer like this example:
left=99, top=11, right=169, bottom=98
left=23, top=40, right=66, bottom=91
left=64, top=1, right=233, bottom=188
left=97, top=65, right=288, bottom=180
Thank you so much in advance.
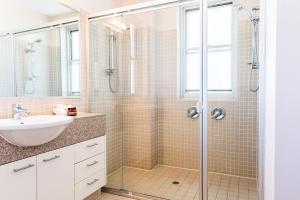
left=182, top=4, right=233, bottom=97
left=208, top=6, right=232, bottom=46
left=207, top=50, right=232, bottom=91
left=71, top=62, right=80, bottom=94
left=71, top=30, right=79, bottom=60
left=186, top=9, right=201, bottom=49
left=186, top=53, right=201, bottom=91
left=69, top=29, right=80, bottom=95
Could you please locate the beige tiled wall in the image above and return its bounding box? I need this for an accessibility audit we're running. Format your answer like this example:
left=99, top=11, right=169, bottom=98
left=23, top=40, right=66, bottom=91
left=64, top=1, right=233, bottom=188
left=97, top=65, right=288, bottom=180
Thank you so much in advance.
left=89, top=23, right=159, bottom=172
left=207, top=20, right=258, bottom=177
left=156, top=29, right=200, bottom=169
left=156, top=20, right=258, bottom=177
left=122, top=28, right=158, bottom=169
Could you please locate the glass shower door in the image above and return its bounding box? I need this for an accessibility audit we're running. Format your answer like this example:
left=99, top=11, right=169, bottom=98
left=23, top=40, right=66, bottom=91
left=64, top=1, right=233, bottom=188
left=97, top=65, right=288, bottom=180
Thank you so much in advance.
left=119, top=3, right=202, bottom=200
left=205, top=1, right=259, bottom=200
left=89, top=1, right=203, bottom=199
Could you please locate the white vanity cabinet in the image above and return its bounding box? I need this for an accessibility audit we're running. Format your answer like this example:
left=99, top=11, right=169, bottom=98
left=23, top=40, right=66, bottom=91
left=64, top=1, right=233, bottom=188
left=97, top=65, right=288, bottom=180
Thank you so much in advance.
left=37, top=145, right=74, bottom=200
left=0, top=136, right=106, bottom=200
left=0, top=156, right=36, bottom=200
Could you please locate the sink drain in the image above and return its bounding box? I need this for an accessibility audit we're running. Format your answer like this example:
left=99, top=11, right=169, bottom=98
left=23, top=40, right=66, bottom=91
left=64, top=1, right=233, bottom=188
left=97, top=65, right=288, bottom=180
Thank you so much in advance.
left=172, top=181, right=180, bottom=185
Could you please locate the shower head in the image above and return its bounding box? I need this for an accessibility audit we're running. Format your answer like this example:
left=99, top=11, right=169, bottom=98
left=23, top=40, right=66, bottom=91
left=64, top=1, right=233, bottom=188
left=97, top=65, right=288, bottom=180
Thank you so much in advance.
left=33, top=39, right=42, bottom=43
left=25, top=39, right=42, bottom=53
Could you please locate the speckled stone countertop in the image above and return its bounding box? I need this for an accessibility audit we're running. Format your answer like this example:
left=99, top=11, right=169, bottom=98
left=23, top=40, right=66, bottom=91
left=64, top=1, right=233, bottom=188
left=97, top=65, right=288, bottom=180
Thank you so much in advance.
left=0, top=112, right=105, bottom=166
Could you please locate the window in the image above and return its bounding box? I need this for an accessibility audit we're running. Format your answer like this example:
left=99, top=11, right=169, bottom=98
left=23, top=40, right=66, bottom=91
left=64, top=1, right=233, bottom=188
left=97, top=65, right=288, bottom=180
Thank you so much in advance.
left=180, top=3, right=236, bottom=100
left=68, top=29, right=80, bottom=96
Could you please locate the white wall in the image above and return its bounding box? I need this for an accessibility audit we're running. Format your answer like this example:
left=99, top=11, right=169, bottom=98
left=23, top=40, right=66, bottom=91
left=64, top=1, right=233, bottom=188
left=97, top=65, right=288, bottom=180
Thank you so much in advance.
left=264, top=0, right=300, bottom=199
left=0, top=1, right=48, bottom=33
left=59, top=0, right=119, bottom=13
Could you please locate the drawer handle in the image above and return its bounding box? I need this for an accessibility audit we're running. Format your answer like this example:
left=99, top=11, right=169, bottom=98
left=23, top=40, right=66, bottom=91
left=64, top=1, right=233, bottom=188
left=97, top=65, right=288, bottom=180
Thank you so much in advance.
left=43, top=155, right=60, bottom=162
left=13, top=164, right=35, bottom=172
left=87, top=179, right=99, bottom=186
left=86, top=143, right=99, bottom=148
left=87, top=161, right=99, bottom=167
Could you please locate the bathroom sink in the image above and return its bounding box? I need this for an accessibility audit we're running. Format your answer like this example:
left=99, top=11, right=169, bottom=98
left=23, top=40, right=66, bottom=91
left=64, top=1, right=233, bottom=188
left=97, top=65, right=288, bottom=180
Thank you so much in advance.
left=0, top=115, right=73, bottom=147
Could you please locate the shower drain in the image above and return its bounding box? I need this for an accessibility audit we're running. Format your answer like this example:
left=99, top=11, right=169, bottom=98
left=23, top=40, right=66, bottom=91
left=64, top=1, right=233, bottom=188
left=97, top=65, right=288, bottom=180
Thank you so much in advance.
left=172, top=181, right=180, bottom=185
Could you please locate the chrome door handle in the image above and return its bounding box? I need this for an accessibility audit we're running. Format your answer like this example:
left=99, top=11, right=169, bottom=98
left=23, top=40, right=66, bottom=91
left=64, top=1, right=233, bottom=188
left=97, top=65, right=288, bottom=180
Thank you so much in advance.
left=187, top=106, right=199, bottom=119
left=13, top=164, right=35, bottom=172
left=87, top=179, right=99, bottom=186
left=43, top=155, right=60, bottom=162
left=211, top=107, right=226, bottom=120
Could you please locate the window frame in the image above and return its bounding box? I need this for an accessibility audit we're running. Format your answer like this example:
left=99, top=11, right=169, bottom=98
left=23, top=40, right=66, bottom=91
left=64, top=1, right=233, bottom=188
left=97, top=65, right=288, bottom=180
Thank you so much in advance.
left=66, top=26, right=80, bottom=96
left=179, top=1, right=238, bottom=101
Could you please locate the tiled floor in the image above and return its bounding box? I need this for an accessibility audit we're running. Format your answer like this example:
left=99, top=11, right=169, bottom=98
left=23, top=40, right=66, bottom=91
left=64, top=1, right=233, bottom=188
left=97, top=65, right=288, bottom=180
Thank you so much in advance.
left=101, top=192, right=134, bottom=200
left=106, top=166, right=258, bottom=200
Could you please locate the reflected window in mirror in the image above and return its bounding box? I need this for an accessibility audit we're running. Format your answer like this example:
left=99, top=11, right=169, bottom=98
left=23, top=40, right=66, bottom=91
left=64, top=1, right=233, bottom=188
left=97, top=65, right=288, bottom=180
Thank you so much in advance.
left=68, top=28, right=80, bottom=96
left=61, top=24, right=80, bottom=97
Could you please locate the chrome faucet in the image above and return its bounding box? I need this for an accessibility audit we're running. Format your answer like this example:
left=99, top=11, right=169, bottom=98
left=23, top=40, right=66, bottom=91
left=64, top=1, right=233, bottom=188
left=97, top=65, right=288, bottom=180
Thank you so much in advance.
left=12, top=103, right=30, bottom=120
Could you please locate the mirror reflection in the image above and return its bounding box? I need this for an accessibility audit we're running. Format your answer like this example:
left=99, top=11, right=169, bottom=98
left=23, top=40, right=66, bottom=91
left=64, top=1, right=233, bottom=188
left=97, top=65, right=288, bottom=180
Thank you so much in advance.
left=0, top=0, right=80, bottom=97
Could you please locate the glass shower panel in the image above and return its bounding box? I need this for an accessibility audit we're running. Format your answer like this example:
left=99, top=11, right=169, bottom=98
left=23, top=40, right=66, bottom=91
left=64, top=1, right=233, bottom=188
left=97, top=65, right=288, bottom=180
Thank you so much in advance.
left=119, top=5, right=201, bottom=199
left=206, top=1, right=259, bottom=200
left=89, top=16, right=124, bottom=190
left=89, top=2, right=202, bottom=199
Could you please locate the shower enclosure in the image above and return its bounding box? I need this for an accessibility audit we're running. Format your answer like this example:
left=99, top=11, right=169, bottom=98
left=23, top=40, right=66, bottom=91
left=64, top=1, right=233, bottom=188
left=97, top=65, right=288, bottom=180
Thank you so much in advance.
left=88, top=0, right=260, bottom=199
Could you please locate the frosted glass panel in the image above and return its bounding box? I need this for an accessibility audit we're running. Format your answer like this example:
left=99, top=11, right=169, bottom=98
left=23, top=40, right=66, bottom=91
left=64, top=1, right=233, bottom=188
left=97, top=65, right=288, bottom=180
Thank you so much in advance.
left=207, top=50, right=232, bottom=91
left=208, top=5, right=232, bottom=46
left=186, top=9, right=201, bottom=48
left=186, top=53, right=200, bottom=91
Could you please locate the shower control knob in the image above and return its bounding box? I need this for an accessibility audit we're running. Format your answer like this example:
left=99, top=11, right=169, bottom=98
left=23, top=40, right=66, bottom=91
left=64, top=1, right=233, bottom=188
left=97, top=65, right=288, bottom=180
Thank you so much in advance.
left=211, top=107, right=226, bottom=120
left=187, top=106, right=199, bottom=119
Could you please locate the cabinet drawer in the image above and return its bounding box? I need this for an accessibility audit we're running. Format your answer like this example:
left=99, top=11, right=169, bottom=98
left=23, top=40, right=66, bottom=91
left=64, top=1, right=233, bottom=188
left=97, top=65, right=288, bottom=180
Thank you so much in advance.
left=75, top=170, right=106, bottom=200
left=75, top=153, right=105, bottom=183
left=0, top=156, right=36, bottom=200
left=75, top=136, right=105, bottom=163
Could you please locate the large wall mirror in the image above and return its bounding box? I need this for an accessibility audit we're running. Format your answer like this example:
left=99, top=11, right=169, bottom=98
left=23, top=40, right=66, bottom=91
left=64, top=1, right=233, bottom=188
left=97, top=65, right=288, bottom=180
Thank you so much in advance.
left=0, top=0, right=81, bottom=97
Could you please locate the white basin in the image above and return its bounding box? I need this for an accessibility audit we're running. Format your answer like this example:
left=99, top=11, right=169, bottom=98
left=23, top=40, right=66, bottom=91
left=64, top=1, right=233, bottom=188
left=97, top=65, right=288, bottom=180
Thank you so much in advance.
left=0, top=115, right=73, bottom=147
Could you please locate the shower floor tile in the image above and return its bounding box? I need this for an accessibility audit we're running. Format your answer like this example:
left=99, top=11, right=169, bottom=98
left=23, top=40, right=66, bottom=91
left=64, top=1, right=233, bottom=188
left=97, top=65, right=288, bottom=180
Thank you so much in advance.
left=106, top=166, right=258, bottom=200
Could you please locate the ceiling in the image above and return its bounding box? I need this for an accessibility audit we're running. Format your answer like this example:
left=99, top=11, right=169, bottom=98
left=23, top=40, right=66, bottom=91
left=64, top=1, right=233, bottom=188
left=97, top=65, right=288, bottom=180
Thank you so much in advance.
left=8, top=0, right=75, bottom=16
left=61, top=0, right=151, bottom=14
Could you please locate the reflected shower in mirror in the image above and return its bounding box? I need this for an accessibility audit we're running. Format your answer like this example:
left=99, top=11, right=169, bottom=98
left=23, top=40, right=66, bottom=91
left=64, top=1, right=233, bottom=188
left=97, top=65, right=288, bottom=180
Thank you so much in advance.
left=0, top=0, right=80, bottom=97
